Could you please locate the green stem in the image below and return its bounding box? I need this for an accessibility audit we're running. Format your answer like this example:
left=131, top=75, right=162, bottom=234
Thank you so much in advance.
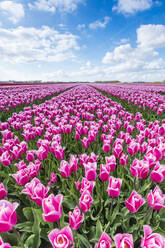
left=13, top=228, right=24, bottom=248
left=110, top=197, right=114, bottom=217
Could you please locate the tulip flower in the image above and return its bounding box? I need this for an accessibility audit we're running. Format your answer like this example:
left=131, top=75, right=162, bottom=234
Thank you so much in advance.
left=42, top=194, right=63, bottom=222
left=125, top=190, right=145, bottom=213
left=147, top=186, right=165, bottom=210
left=95, top=232, right=111, bottom=248
left=69, top=206, right=84, bottom=230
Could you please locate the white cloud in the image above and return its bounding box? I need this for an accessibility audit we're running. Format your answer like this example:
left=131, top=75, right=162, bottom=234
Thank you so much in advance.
left=137, top=24, right=165, bottom=49
left=29, top=0, right=83, bottom=13
left=0, top=26, right=79, bottom=63
left=77, top=24, right=86, bottom=30
left=101, top=24, right=165, bottom=81
left=0, top=1, right=24, bottom=23
left=89, top=16, right=110, bottom=29
left=113, top=0, right=153, bottom=14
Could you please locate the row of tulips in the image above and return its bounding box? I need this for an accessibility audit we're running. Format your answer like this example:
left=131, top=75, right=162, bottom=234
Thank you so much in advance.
left=0, top=85, right=164, bottom=247
left=0, top=84, right=73, bottom=113
left=93, top=83, right=165, bottom=115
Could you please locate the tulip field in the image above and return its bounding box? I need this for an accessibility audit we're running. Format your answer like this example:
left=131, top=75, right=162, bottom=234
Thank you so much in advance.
left=0, top=83, right=165, bottom=248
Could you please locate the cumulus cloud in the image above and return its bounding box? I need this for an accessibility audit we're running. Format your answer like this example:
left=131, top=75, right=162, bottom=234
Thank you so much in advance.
left=0, top=1, right=24, bottom=23
left=113, top=0, right=153, bottom=14
left=137, top=24, right=165, bottom=48
left=101, top=24, right=165, bottom=81
left=0, top=26, right=79, bottom=63
left=29, top=0, right=83, bottom=13
left=89, top=16, right=110, bottom=29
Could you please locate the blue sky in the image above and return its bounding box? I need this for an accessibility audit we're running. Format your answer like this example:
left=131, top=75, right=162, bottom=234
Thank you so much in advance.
left=0, top=0, right=165, bottom=82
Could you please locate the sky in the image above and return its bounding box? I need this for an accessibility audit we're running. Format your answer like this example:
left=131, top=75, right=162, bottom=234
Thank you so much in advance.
left=0, top=0, right=165, bottom=82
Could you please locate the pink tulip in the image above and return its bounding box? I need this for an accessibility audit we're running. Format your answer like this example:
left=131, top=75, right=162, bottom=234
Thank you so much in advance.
left=114, top=233, right=134, bottom=248
left=69, top=155, right=78, bottom=172
left=99, top=164, right=110, bottom=181
left=113, top=144, right=123, bottom=158
left=54, top=145, right=65, bottom=160
left=88, top=152, right=99, bottom=163
left=21, top=177, right=50, bottom=206
left=150, top=162, right=165, bottom=183
left=19, top=141, right=28, bottom=153
left=103, top=141, right=111, bottom=153
left=36, top=146, right=48, bottom=160
left=84, top=162, right=97, bottom=181
left=0, top=184, right=7, bottom=200
left=80, top=177, right=95, bottom=194
left=81, top=137, right=90, bottom=148
left=79, top=153, right=89, bottom=167
left=105, top=155, right=116, bottom=172
left=125, top=190, right=145, bottom=213
left=120, top=153, right=128, bottom=166
left=95, top=232, right=111, bottom=248
left=14, top=160, right=27, bottom=170
left=0, top=200, right=19, bottom=232
left=25, top=163, right=39, bottom=179
left=11, top=169, right=29, bottom=186
left=141, top=225, right=165, bottom=248
left=147, top=186, right=165, bottom=210
left=130, top=159, right=149, bottom=179
left=58, top=160, right=71, bottom=178
left=48, top=226, right=73, bottom=248
left=153, top=147, right=164, bottom=161
left=0, top=151, right=12, bottom=166
left=75, top=180, right=81, bottom=191
left=26, top=150, right=35, bottom=162
left=79, top=190, right=93, bottom=212
left=0, top=236, right=11, bottom=248
left=127, top=142, right=139, bottom=155
left=144, top=152, right=156, bottom=169
left=42, top=194, right=63, bottom=222
left=48, top=172, right=57, bottom=185
left=107, top=176, right=122, bottom=197
left=69, top=206, right=84, bottom=230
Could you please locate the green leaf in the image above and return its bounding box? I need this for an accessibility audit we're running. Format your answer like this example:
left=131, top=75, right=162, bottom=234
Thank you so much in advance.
left=32, top=208, right=42, bottom=248
left=96, top=220, right=103, bottom=239
left=77, top=234, right=92, bottom=248
left=23, top=207, right=33, bottom=221
left=15, top=222, right=33, bottom=233
left=25, top=234, right=35, bottom=248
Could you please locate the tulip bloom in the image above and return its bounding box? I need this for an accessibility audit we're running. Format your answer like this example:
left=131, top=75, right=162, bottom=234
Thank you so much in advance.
left=79, top=190, right=93, bottom=212
left=0, top=184, right=7, bottom=200
left=42, top=194, right=63, bottom=222
left=11, top=169, right=29, bottom=186
left=125, top=190, right=145, bottom=213
left=21, top=177, right=50, bottom=206
left=80, top=177, right=95, bottom=194
left=99, top=164, right=110, bottom=181
left=147, top=186, right=165, bottom=210
left=150, top=162, right=165, bottom=183
left=84, top=162, right=97, bottom=181
left=114, top=233, right=134, bottom=248
left=107, top=176, right=122, bottom=197
left=0, top=151, right=12, bottom=166
left=0, top=200, right=19, bottom=232
left=105, top=155, right=116, bottom=172
left=95, top=232, right=112, bottom=248
left=48, top=226, right=73, bottom=248
left=69, top=206, right=84, bottom=230
left=141, top=225, right=165, bottom=248
left=58, top=160, right=71, bottom=178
